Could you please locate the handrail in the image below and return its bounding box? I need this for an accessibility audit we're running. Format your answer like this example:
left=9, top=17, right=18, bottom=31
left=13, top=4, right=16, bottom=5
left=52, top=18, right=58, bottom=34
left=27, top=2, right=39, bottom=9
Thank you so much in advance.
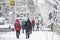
left=43, top=19, right=53, bottom=28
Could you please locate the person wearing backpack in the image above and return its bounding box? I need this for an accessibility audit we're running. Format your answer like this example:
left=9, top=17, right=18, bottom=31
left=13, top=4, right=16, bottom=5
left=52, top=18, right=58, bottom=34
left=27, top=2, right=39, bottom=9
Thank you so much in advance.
left=21, top=19, right=26, bottom=33
left=31, top=19, right=35, bottom=31
left=24, top=19, right=32, bottom=39
left=14, top=19, right=21, bottom=39
left=36, top=20, right=40, bottom=31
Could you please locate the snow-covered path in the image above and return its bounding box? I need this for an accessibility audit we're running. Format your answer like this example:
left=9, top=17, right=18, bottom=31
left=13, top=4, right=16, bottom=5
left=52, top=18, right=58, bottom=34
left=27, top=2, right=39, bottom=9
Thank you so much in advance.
left=0, top=31, right=59, bottom=40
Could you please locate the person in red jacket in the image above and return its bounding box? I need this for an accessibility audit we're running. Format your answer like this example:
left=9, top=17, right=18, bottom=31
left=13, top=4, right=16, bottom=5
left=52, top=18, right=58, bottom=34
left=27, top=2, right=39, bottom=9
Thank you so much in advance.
left=14, top=19, right=21, bottom=39
left=31, top=19, right=35, bottom=31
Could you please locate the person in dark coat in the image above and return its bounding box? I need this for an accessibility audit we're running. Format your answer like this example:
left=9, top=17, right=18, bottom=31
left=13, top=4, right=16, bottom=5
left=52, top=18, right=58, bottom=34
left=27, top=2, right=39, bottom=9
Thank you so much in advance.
left=22, top=19, right=26, bottom=33
left=36, top=20, right=39, bottom=31
left=49, top=12, right=52, bottom=20
left=31, top=19, right=35, bottom=31
left=14, top=19, right=21, bottom=39
left=25, top=19, right=32, bottom=39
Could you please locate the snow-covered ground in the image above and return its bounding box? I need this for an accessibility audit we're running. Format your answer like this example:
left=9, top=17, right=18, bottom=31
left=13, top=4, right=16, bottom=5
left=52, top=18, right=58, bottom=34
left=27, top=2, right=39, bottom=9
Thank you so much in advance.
left=0, top=31, right=60, bottom=40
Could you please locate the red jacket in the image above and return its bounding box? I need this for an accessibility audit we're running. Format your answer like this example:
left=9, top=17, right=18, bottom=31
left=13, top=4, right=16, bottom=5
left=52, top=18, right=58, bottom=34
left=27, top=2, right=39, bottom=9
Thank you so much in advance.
left=31, top=19, right=35, bottom=26
left=14, top=19, right=21, bottom=31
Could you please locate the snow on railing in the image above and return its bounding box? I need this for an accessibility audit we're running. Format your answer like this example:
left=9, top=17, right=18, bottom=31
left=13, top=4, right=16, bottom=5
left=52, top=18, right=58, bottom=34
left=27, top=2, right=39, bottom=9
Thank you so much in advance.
left=43, top=19, right=53, bottom=28
left=53, top=22, right=60, bottom=35
left=41, top=19, right=53, bottom=31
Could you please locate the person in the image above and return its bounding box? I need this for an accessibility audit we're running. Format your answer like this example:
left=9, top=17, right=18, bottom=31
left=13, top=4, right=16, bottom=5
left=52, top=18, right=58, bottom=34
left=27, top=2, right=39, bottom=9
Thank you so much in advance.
left=49, top=12, right=52, bottom=20
left=14, top=19, right=21, bottom=39
left=25, top=19, right=32, bottom=39
left=31, top=19, right=35, bottom=31
left=40, top=19, right=43, bottom=26
left=22, top=19, right=26, bottom=33
left=36, top=20, right=39, bottom=31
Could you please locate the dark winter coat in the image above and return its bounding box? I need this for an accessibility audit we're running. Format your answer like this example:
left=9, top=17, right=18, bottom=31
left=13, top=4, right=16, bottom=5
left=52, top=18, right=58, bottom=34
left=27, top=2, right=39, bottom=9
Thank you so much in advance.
left=49, top=13, right=52, bottom=20
left=14, top=19, right=21, bottom=31
left=37, top=22, right=39, bottom=28
left=25, top=19, right=32, bottom=32
left=37, top=22, right=39, bottom=25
